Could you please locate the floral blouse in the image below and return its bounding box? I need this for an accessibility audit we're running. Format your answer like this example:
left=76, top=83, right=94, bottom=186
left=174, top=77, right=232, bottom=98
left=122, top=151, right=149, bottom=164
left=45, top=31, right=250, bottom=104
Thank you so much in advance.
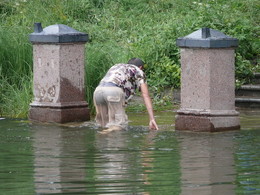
left=99, top=63, right=146, bottom=102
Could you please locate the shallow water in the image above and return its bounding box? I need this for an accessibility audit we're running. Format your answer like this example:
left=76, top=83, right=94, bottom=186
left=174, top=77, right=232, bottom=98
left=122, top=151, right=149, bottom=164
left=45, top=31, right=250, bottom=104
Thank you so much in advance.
left=0, top=109, right=259, bottom=195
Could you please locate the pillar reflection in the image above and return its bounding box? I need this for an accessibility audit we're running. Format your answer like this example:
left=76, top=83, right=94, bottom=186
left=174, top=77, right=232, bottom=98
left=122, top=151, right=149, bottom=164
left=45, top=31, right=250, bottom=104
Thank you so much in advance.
left=178, top=132, right=236, bottom=195
left=32, top=125, right=87, bottom=194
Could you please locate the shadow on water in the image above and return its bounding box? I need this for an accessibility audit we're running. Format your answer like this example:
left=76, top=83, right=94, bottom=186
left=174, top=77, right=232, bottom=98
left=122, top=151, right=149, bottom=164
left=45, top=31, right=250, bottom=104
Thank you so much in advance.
left=0, top=109, right=259, bottom=194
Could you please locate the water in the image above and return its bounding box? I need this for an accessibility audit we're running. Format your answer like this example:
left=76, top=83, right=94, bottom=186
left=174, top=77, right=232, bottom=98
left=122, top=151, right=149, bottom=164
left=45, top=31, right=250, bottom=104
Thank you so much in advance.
left=0, top=110, right=259, bottom=195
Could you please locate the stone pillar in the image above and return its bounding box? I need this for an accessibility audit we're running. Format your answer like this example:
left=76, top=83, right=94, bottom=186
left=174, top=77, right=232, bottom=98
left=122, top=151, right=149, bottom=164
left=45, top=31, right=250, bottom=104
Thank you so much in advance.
left=175, top=28, right=240, bottom=132
left=29, top=23, right=90, bottom=123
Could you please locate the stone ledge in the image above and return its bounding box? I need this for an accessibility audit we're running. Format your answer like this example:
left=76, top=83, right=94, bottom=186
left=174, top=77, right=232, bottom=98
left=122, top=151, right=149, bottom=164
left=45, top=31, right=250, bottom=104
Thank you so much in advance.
left=29, top=106, right=90, bottom=123
left=175, top=114, right=240, bottom=132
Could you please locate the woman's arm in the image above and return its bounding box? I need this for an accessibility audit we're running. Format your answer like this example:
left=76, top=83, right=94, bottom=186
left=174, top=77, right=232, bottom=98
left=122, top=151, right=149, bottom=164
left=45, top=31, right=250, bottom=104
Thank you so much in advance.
left=140, top=83, right=159, bottom=130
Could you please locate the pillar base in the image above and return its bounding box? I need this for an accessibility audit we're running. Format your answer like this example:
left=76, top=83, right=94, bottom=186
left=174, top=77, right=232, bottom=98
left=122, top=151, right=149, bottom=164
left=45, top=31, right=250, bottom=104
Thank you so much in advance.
left=29, top=103, right=90, bottom=123
left=175, top=114, right=240, bottom=132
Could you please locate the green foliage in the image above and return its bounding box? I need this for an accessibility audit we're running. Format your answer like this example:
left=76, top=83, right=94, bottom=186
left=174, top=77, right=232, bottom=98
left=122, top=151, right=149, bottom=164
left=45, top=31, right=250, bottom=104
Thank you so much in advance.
left=235, top=53, right=254, bottom=88
left=0, top=25, right=33, bottom=117
left=0, top=0, right=259, bottom=118
left=0, top=75, right=32, bottom=118
left=147, top=56, right=181, bottom=92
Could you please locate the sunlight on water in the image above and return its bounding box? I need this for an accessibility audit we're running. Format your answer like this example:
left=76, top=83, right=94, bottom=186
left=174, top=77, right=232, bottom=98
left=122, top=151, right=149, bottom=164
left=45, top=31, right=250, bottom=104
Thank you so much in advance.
left=0, top=109, right=259, bottom=194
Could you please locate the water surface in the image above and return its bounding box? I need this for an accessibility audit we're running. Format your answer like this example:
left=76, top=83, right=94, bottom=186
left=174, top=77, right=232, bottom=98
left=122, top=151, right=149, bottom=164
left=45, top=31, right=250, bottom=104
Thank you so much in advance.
left=0, top=109, right=259, bottom=194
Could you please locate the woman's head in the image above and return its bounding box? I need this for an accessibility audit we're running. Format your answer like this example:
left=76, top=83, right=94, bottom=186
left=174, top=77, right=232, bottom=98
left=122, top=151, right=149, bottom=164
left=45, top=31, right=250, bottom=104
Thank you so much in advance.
left=127, top=58, right=145, bottom=69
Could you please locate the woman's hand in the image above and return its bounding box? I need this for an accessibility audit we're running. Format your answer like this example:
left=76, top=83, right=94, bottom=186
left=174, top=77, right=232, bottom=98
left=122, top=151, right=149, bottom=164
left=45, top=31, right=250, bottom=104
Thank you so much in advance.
left=149, top=119, right=159, bottom=130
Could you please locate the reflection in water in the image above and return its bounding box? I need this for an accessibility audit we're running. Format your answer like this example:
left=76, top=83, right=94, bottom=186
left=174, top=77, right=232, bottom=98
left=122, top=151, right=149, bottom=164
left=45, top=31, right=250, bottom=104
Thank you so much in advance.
left=178, top=132, right=236, bottom=195
left=33, top=126, right=62, bottom=193
left=0, top=119, right=34, bottom=195
left=0, top=110, right=259, bottom=194
left=94, top=128, right=156, bottom=194
left=31, top=122, right=181, bottom=194
left=233, top=129, right=260, bottom=194
left=33, top=124, right=87, bottom=194
left=92, top=127, right=181, bottom=194
left=95, top=131, right=131, bottom=193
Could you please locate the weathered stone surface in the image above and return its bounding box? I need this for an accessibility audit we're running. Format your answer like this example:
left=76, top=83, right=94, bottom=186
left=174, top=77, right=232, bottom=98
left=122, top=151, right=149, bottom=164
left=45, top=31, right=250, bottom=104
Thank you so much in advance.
left=179, top=48, right=236, bottom=111
left=31, top=44, right=86, bottom=104
left=29, top=105, right=90, bottom=123
left=175, top=29, right=240, bottom=132
left=175, top=114, right=240, bottom=132
left=29, top=24, right=90, bottom=123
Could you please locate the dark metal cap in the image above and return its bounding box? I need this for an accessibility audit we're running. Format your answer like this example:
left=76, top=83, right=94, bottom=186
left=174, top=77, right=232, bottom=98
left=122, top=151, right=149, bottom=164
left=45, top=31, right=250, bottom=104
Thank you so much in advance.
left=29, top=23, right=88, bottom=43
left=176, top=28, right=238, bottom=48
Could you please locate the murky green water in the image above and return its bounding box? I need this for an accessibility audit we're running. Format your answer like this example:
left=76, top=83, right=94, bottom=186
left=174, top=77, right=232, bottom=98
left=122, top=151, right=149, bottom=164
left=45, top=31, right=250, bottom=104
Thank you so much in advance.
left=0, top=109, right=259, bottom=195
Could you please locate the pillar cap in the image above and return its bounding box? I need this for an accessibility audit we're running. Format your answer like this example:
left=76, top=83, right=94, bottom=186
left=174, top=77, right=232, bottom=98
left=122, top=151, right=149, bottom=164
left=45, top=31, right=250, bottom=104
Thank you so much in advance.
left=176, top=28, right=238, bottom=48
left=29, top=23, right=88, bottom=43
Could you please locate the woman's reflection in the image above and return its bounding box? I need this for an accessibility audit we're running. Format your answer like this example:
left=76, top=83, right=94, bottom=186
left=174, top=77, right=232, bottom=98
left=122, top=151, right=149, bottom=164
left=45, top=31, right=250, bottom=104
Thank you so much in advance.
left=94, top=128, right=158, bottom=194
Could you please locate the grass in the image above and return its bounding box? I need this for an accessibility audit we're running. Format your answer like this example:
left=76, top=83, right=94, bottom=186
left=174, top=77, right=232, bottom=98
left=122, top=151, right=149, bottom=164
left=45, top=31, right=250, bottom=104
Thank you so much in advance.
left=0, top=0, right=259, bottom=118
left=0, top=75, right=32, bottom=118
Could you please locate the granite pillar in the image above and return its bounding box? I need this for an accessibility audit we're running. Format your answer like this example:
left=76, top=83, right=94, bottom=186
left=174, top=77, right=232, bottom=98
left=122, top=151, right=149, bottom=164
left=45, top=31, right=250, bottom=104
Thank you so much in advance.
left=29, top=23, right=90, bottom=123
left=175, top=28, right=240, bottom=132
